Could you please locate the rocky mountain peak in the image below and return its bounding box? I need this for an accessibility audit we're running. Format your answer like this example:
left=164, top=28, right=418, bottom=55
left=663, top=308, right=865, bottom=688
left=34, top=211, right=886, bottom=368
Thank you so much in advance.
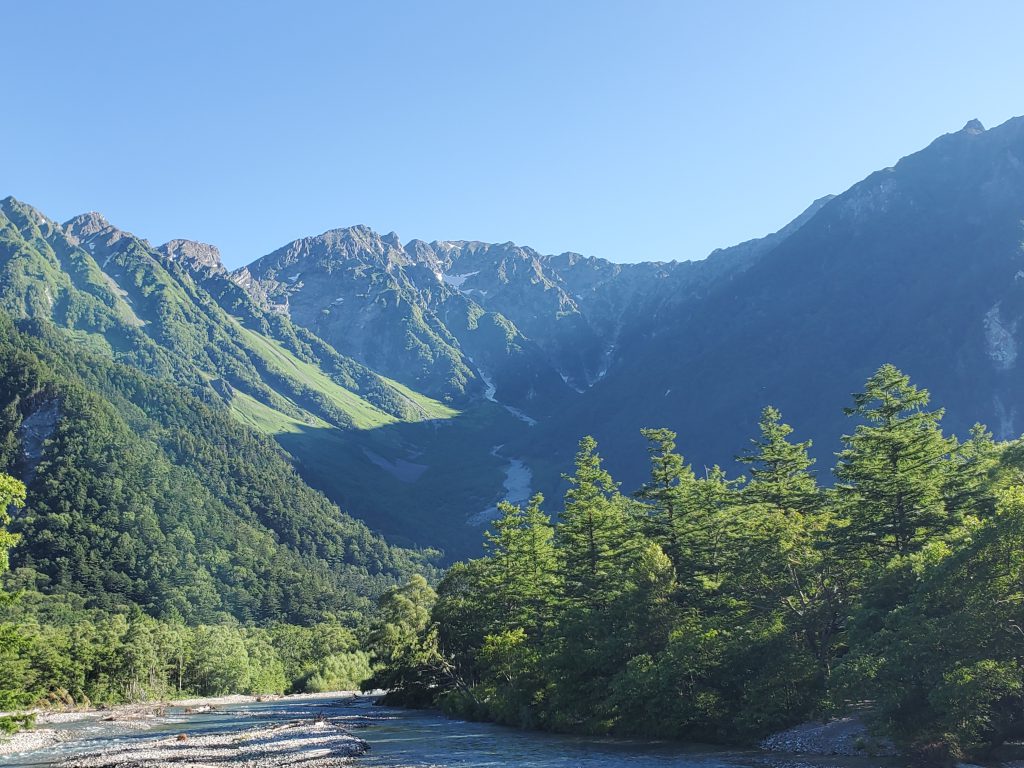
left=962, top=118, right=986, bottom=135
left=158, top=239, right=225, bottom=273
left=1, top=196, right=51, bottom=228
left=64, top=211, right=113, bottom=240
left=62, top=210, right=145, bottom=252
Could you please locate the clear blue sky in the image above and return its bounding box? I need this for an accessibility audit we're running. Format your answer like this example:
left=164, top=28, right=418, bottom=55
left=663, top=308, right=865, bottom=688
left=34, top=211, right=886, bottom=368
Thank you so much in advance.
left=3, top=1, right=1023, bottom=268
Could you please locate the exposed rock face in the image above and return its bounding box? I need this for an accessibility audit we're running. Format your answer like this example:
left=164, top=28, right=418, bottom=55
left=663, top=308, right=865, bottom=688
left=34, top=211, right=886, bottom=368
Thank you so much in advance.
left=64, top=212, right=142, bottom=252
left=158, top=239, right=226, bottom=274
left=17, top=397, right=60, bottom=482
left=240, top=225, right=480, bottom=403
left=984, top=302, right=1018, bottom=371
left=237, top=197, right=826, bottom=409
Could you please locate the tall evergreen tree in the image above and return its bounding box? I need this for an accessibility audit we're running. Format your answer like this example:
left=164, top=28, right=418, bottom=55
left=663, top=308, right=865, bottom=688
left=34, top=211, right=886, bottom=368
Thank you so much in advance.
left=555, top=436, right=630, bottom=604
left=944, top=423, right=1000, bottom=519
left=833, top=364, right=954, bottom=559
left=738, top=406, right=817, bottom=511
left=636, top=428, right=695, bottom=573
left=484, top=494, right=558, bottom=637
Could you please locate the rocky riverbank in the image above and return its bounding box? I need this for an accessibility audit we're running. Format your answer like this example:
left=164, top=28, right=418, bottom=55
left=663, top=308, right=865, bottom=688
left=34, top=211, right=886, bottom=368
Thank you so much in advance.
left=759, top=717, right=896, bottom=757
left=61, top=717, right=367, bottom=768
left=0, top=691, right=362, bottom=759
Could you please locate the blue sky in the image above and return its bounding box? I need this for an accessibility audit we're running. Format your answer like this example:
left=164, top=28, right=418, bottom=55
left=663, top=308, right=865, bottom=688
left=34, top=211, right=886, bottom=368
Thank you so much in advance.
left=3, top=1, right=1023, bottom=267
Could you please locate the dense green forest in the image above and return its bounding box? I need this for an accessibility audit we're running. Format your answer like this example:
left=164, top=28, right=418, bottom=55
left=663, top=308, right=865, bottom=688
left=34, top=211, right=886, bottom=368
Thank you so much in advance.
left=366, top=364, right=1024, bottom=762
left=0, top=308, right=434, bottom=724
left=0, top=313, right=436, bottom=622
left=0, top=468, right=371, bottom=722
left=0, top=200, right=448, bottom=728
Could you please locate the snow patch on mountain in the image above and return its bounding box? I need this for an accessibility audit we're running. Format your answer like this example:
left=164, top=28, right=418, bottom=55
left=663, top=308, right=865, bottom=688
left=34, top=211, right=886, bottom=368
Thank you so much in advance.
left=993, top=395, right=1018, bottom=440
left=502, top=405, right=537, bottom=427
left=984, top=302, right=1018, bottom=370
left=468, top=356, right=537, bottom=424
left=470, top=359, right=497, bottom=401
left=441, top=271, right=479, bottom=289
left=557, top=370, right=586, bottom=394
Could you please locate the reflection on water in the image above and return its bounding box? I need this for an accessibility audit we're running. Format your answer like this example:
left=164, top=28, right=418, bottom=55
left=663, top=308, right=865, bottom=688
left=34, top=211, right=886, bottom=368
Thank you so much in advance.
left=0, top=696, right=900, bottom=768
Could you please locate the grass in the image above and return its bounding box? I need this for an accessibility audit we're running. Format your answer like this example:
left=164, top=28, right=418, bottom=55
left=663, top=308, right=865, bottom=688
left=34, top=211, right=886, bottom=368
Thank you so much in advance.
left=235, top=324, right=401, bottom=430
left=380, top=376, right=459, bottom=421
left=229, top=390, right=331, bottom=434
left=0, top=713, right=35, bottom=735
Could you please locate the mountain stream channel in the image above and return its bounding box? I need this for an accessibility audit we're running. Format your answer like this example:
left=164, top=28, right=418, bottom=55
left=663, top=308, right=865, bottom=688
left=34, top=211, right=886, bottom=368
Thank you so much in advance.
left=0, top=693, right=907, bottom=768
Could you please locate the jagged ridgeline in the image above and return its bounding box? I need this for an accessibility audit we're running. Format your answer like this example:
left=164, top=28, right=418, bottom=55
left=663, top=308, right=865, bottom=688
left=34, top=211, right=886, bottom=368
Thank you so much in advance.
left=0, top=197, right=529, bottom=558
left=0, top=198, right=441, bottom=623
left=6, top=115, right=1024, bottom=570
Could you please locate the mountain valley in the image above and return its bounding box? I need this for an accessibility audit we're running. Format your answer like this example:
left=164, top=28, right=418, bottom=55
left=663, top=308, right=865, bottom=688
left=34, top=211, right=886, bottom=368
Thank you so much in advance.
left=4, top=116, right=1024, bottom=563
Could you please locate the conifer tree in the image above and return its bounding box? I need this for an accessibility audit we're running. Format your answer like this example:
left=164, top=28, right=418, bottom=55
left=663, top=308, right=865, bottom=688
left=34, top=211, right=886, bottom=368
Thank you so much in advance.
left=735, top=409, right=842, bottom=677
left=833, top=364, right=954, bottom=559
left=738, top=406, right=817, bottom=511
left=556, top=436, right=630, bottom=604
left=944, top=423, right=1000, bottom=518
left=636, top=428, right=695, bottom=571
left=484, top=494, right=558, bottom=637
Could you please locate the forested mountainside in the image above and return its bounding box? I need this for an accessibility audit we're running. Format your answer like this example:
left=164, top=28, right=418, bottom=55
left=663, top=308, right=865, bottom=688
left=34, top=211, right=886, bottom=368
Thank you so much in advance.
left=0, top=310, right=435, bottom=623
left=0, top=196, right=518, bottom=557
left=4, top=116, right=1024, bottom=756
left=0, top=200, right=444, bottom=625
left=552, top=116, right=1024, bottom=489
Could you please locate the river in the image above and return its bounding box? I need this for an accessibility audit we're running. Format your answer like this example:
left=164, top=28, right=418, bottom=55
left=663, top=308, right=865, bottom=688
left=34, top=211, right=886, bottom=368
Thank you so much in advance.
left=0, top=695, right=898, bottom=768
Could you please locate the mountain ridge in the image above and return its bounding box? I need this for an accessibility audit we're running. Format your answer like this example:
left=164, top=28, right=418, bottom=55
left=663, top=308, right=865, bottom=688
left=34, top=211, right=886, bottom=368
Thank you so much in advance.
left=5, top=114, right=1024, bottom=559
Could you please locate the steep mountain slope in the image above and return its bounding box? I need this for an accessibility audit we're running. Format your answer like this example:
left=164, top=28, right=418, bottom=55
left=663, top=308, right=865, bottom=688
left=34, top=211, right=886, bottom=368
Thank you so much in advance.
left=545, top=117, right=1024, bottom=488
left=0, top=310, right=433, bottom=624
left=231, top=192, right=835, bottom=525
left=235, top=117, right=1024, bottom=523
left=7, top=116, right=1024, bottom=562
left=0, top=198, right=524, bottom=557
left=0, top=204, right=453, bottom=619
left=242, top=227, right=570, bottom=417
left=240, top=196, right=828, bottom=416
left=0, top=199, right=452, bottom=431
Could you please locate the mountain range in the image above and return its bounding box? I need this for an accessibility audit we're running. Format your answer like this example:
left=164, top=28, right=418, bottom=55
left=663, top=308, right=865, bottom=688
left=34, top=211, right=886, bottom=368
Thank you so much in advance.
left=3, top=114, right=1024, bottom=571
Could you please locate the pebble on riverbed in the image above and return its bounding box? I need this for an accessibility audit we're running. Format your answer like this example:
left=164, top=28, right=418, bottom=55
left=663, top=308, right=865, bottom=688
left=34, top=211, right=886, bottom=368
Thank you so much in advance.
left=61, top=718, right=368, bottom=768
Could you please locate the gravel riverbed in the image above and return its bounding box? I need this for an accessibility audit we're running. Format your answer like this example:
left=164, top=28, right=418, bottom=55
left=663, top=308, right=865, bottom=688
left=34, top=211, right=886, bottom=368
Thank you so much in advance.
left=0, top=692, right=363, bottom=762
left=61, top=718, right=367, bottom=768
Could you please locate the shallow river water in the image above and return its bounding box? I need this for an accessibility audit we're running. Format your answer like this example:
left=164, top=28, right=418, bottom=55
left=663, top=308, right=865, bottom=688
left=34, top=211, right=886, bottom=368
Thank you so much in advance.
left=0, top=696, right=898, bottom=768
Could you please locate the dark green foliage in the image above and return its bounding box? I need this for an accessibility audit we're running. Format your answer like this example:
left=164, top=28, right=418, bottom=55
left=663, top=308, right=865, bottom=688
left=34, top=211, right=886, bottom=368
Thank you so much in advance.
left=0, top=198, right=431, bottom=429
left=368, top=365, right=1024, bottom=761
left=832, top=364, right=955, bottom=560
left=0, top=314, right=433, bottom=624
left=363, top=575, right=444, bottom=707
